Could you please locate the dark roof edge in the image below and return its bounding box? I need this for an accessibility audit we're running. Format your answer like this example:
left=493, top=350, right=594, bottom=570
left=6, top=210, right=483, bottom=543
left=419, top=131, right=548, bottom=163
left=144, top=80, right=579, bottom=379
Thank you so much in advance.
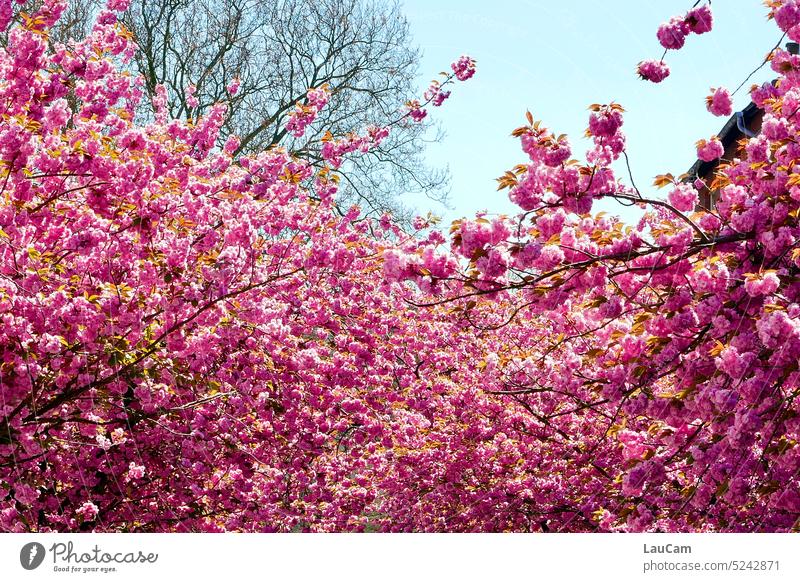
left=687, top=101, right=762, bottom=180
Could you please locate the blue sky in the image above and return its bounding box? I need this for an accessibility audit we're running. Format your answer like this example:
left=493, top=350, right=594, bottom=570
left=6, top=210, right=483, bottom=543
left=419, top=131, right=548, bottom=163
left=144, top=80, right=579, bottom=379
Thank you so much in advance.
left=400, top=0, right=782, bottom=225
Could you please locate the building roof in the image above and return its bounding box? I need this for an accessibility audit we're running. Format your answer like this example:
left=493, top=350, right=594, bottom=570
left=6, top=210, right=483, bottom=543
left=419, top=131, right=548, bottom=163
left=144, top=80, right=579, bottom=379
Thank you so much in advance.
left=687, top=101, right=762, bottom=181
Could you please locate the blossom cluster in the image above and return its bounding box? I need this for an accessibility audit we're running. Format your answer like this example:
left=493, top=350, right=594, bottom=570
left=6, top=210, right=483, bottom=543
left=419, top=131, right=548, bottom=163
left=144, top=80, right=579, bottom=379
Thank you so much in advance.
left=638, top=3, right=713, bottom=83
left=657, top=4, right=713, bottom=50
left=424, top=80, right=451, bottom=107
left=320, top=125, right=390, bottom=168
left=451, top=55, right=477, bottom=81
left=706, top=86, right=733, bottom=117
left=636, top=60, right=670, bottom=83
left=285, top=84, right=331, bottom=137
left=696, top=136, right=725, bottom=162
left=772, top=0, right=800, bottom=41
left=406, top=57, right=477, bottom=123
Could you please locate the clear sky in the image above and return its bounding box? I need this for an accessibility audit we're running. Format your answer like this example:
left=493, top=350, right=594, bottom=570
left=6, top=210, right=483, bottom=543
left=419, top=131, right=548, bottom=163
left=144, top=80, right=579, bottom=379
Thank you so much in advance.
left=399, top=0, right=782, bottom=225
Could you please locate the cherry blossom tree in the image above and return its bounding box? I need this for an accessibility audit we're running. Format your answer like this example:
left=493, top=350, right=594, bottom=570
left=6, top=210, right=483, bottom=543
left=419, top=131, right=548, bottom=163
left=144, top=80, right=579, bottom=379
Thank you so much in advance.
left=391, top=1, right=800, bottom=532
left=2, top=0, right=799, bottom=534
left=0, top=0, right=477, bottom=531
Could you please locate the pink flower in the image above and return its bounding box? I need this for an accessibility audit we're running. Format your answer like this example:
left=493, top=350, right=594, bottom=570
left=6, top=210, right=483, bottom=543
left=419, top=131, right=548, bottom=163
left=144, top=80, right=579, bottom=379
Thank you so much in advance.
left=127, top=462, right=146, bottom=481
left=657, top=19, right=687, bottom=50
left=621, top=464, right=647, bottom=496
left=627, top=503, right=655, bottom=532
left=76, top=501, right=99, bottom=522
left=38, top=333, right=62, bottom=354
left=588, top=106, right=623, bottom=138
left=382, top=249, right=412, bottom=282
left=706, top=87, right=732, bottom=117
left=406, top=99, right=427, bottom=122
left=715, top=346, right=753, bottom=379
left=152, top=84, right=168, bottom=123
left=476, top=247, right=510, bottom=278
left=95, top=433, right=112, bottom=450
left=543, top=137, right=571, bottom=166
left=450, top=55, right=476, bottom=81
left=636, top=60, right=670, bottom=83
left=618, top=430, right=649, bottom=461
left=106, top=0, right=130, bottom=11
left=285, top=85, right=331, bottom=137
left=696, top=137, right=724, bottom=162
left=226, top=78, right=241, bottom=96
left=598, top=509, right=616, bottom=531
left=223, top=134, right=240, bottom=155
left=0, top=0, right=11, bottom=31
left=761, top=115, right=789, bottom=140
left=424, top=80, right=451, bottom=106
left=775, top=1, right=800, bottom=32
left=535, top=245, right=565, bottom=271
left=684, top=4, right=713, bottom=34
left=667, top=183, right=698, bottom=212
left=744, top=271, right=780, bottom=297
left=185, top=84, right=199, bottom=109
left=757, top=310, right=800, bottom=349
left=14, top=484, right=39, bottom=505
left=110, top=427, right=127, bottom=445
left=319, top=126, right=388, bottom=168
left=366, top=124, right=390, bottom=145
left=306, top=85, right=330, bottom=109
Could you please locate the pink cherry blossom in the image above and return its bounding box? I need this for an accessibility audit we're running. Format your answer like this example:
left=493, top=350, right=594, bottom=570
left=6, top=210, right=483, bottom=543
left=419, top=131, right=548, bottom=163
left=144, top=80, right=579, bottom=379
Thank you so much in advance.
left=406, top=99, right=427, bottom=122
left=744, top=272, right=781, bottom=297
left=76, top=502, right=99, bottom=522
left=668, top=182, right=698, bottom=212
left=637, top=60, right=670, bottom=83
left=127, top=463, right=146, bottom=481
left=285, top=85, right=331, bottom=137
left=685, top=4, right=713, bottom=34
left=706, top=86, right=733, bottom=116
left=185, top=83, right=199, bottom=109
left=774, top=0, right=800, bottom=32
left=451, top=55, right=476, bottom=81
left=657, top=18, right=688, bottom=50
left=696, top=136, right=724, bottom=161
